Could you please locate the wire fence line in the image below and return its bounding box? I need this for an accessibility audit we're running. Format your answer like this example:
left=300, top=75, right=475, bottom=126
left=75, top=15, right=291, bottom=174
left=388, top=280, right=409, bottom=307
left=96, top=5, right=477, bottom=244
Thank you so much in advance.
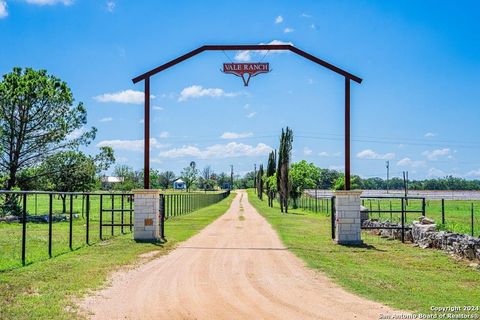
left=0, top=190, right=231, bottom=270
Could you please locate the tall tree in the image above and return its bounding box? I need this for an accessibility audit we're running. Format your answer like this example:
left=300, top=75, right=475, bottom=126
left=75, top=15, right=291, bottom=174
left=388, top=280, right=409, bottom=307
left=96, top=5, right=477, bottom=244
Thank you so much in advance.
left=276, top=127, right=293, bottom=213
left=158, top=171, right=176, bottom=189
left=257, top=164, right=264, bottom=200
left=265, top=150, right=276, bottom=207
left=0, top=68, right=96, bottom=190
left=181, top=162, right=198, bottom=191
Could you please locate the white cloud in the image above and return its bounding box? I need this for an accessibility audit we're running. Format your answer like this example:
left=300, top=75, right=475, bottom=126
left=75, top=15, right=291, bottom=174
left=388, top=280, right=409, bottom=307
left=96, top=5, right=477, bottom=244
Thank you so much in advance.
left=284, top=27, right=294, bottom=33
left=66, top=127, right=85, bottom=140
left=246, top=112, right=257, bottom=118
left=24, top=0, right=73, bottom=5
left=106, top=1, right=115, bottom=12
left=356, top=149, right=395, bottom=160
left=310, top=23, right=316, bottom=30
left=396, top=157, right=426, bottom=168
left=329, top=165, right=344, bottom=171
left=159, top=142, right=272, bottom=159
left=97, top=138, right=167, bottom=152
left=318, top=151, right=341, bottom=157
left=234, top=50, right=251, bottom=62
left=152, top=105, right=164, bottom=111
left=422, top=148, right=451, bottom=161
left=159, top=131, right=169, bottom=138
left=467, top=169, right=480, bottom=178
left=424, top=132, right=437, bottom=138
left=0, top=1, right=8, bottom=18
left=94, top=89, right=154, bottom=104
left=99, top=117, right=113, bottom=122
left=220, top=132, right=253, bottom=139
left=301, top=13, right=312, bottom=18
left=428, top=167, right=447, bottom=178
left=303, top=147, right=312, bottom=156
left=243, top=103, right=250, bottom=109
left=234, top=40, right=294, bottom=62
left=275, top=15, right=283, bottom=24
left=178, top=85, right=239, bottom=102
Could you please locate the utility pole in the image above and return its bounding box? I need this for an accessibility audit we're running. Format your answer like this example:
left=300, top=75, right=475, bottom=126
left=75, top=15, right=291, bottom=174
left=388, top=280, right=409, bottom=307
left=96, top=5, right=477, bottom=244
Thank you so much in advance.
left=254, top=164, right=257, bottom=193
left=230, top=165, right=234, bottom=190
left=386, top=160, right=390, bottom=194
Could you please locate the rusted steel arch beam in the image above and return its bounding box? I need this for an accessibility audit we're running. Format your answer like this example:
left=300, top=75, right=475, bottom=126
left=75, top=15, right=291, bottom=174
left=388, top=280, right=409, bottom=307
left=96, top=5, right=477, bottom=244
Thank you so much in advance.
left=132, top=45, right=362, bottom=84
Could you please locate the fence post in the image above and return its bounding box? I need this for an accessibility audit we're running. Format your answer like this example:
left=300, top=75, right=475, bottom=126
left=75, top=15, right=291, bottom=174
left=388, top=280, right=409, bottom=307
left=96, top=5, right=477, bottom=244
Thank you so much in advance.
left=422, top=198, right=426, bottom=217
left=129, top=194, right=133, bottom=232
left=22, top=193, right=27, bottom=266
left=441, top=199, right=445, bottom=225
left=401, top=197, right=405, bottom=243
left=331, top=196, right=335, bottom=240
left=111, top=194, right=114, bottom=236
left=471, top=203, right=474, bottom=237
left=159, top=194, right=165, bottom=240
left=121, top=194, right=125, bottom=234
left=86, top=194, right=90, bottom=245
left=69, top=194, right=73, bottom=250
left=48, top=194, right=53, bottom=258
left=99, top=194, right=103, bottom=240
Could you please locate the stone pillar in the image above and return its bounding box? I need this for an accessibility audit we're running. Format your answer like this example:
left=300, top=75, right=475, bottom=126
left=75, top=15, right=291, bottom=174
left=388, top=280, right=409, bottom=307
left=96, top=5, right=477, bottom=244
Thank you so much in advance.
left=334, top=190, right=363, bottom=245
left=133, top=189, right=161, bottom=241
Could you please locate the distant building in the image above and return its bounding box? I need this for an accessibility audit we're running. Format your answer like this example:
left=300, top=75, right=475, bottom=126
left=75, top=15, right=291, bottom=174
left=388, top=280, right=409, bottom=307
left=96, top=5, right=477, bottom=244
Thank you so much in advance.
left=173, top=178, right=187, bottom=190
left=101, top=176, right=124, bottom=190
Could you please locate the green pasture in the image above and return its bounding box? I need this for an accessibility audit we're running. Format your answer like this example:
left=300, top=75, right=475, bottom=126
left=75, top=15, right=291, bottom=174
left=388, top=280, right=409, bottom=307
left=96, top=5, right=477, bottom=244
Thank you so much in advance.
left=0, top=191, right=229, bottom=271
left=0, top=192, right=235, bottom=320
left=248, top=190, right=480, bottom=313
left=297, top=194, right=480, bottom=236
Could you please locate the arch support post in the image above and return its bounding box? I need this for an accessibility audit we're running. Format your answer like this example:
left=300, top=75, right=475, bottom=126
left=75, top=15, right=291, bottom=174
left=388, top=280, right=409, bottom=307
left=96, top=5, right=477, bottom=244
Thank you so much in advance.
left=144, top=77, right=150, bottom=189
left=344, top=77, right=351, bottom=190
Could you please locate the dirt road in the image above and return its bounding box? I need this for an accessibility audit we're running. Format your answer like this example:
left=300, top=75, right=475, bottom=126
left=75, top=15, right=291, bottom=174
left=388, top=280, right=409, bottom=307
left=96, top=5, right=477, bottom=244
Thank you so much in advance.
left=80, top=191, right=394, bottom=319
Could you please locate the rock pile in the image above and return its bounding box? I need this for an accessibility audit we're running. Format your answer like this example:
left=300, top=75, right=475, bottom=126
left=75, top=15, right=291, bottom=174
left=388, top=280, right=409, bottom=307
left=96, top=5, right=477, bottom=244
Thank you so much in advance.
left=362, top=217, right=480, bottom=262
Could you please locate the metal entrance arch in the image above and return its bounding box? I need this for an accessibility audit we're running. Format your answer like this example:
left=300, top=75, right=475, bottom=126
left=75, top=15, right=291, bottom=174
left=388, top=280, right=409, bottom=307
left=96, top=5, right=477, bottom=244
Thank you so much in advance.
left=132, top=44, right=362, bottom=190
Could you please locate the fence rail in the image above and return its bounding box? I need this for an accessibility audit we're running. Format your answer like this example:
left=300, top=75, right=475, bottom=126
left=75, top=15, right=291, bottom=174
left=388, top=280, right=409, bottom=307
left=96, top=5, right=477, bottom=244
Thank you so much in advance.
left=158, top=190, right=231, bottom=239
left=0, top=190, right=230, bottom=269
left=0, top=191, right=134, bottom=267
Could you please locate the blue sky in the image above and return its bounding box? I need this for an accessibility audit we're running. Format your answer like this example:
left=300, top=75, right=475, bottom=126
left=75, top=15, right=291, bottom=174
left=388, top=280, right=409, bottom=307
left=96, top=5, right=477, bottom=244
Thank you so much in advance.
left=1, top=0, right=479, bottom=180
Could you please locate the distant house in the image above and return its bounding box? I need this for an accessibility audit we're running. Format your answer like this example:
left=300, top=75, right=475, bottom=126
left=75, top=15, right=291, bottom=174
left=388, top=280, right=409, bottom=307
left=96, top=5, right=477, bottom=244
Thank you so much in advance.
left=101, top=176, right=124, bottom=190
left=173, top=178, right=186, bottom=190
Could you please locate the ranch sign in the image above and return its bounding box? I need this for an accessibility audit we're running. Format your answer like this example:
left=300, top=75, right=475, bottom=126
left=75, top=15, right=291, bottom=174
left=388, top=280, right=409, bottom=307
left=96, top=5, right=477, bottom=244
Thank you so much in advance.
left=223, top=62, right=270, bottom=86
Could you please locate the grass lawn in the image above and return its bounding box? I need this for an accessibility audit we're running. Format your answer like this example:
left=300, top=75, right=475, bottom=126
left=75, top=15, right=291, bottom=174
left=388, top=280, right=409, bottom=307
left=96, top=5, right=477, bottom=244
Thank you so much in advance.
left=298, top=194, right=480, bottom=236
left=248, top=190, right=480, bottom=313
left=0, top=191, right=229, bottom=270
left=0, top=192, right=235, bottom=320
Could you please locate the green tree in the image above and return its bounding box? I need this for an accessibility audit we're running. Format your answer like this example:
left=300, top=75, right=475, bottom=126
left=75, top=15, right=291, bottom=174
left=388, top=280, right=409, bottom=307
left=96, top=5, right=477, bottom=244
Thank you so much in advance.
left=181, top=162, right=198, bottom=191
left=113, top=165, right=142, bottom=191
left=158, top=171, right=176, bottom=190
left=0, top=67, right=96, bottom=190
left=277, top=127, right=293, bottom=213
left=40, top=147, right=115, bottom=212
left=333, top=175, right=363, bottom=190
left=257, top=164, right=264, bottom=200
left=318, top=169, right=341, bottom=189
left=264, top=150, right=277, bottom=207
left=289, top=160, right=320, bottom=208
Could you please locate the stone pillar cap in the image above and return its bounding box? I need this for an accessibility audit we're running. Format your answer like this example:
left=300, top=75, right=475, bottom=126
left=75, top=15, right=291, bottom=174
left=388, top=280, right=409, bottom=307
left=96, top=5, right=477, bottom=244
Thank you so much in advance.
left=132, top=189, right=162, bottom=194
left=334, top=190, right=363, bottom=196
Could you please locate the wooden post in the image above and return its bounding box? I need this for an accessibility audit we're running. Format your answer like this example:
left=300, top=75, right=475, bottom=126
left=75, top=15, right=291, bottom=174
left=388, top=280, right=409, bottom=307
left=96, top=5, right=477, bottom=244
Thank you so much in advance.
left=345, top=77, right=351, bottom=190
left=144, top=77, right=150, bottom=189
